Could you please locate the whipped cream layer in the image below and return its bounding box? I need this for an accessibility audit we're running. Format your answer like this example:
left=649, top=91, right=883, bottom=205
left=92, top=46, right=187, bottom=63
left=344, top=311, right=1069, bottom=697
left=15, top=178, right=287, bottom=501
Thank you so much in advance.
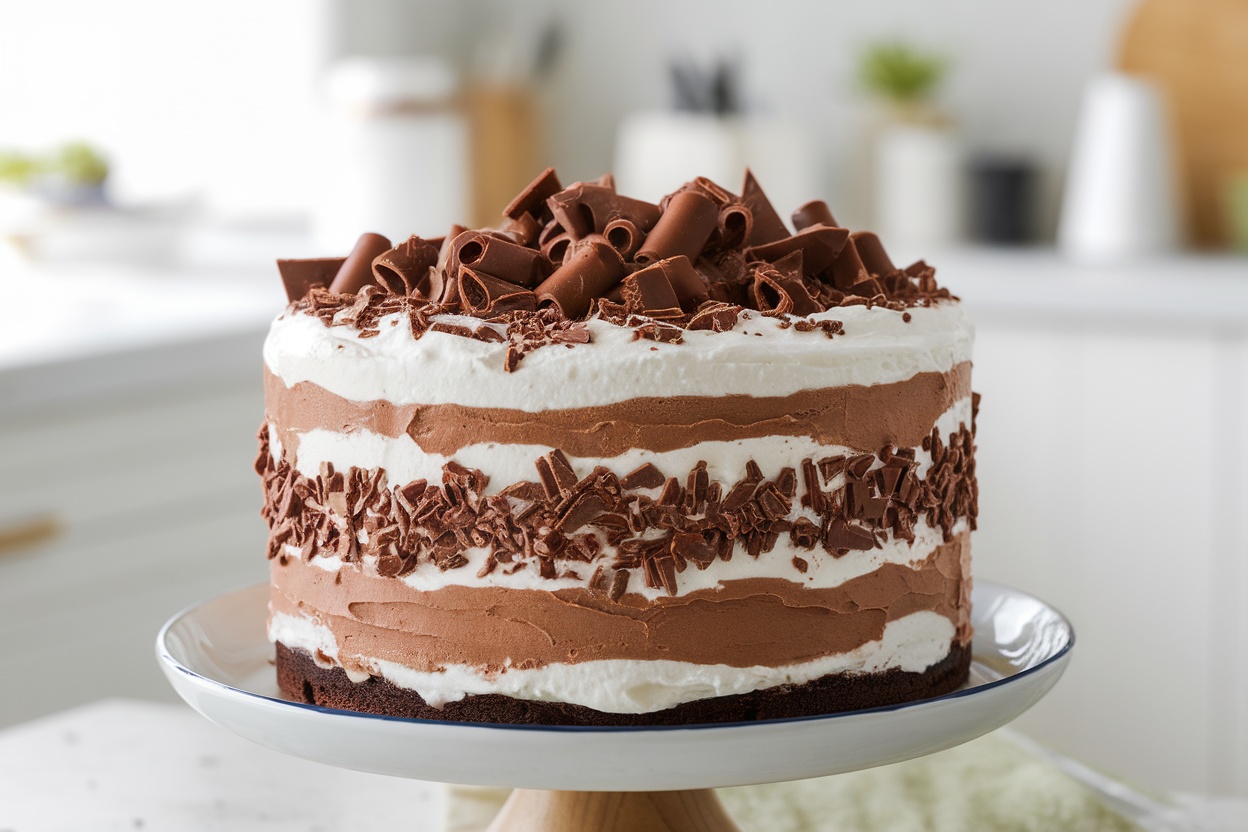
left=280, top=395, right=973, bottom=495
left=263, top=304, right=973, bottom=410
left=271, top=608, right=957, bottom=713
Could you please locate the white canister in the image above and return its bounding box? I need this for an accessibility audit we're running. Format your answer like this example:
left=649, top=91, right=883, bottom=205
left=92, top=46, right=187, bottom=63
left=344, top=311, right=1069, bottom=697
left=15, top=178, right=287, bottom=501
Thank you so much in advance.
left=614, top=112, right=815, bottom=218
left=313, top=57, right=469, bottom=252
left=874, top=124, right=963, bottom=251
left=1058, top=73, right=1183, bottom=262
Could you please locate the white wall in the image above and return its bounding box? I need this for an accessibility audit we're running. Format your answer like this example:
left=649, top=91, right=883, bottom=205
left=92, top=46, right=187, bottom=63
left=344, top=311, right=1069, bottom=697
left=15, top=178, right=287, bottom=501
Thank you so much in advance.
left=531, top=0, right=1137, bottom=234
left=0, top=0, right=327, bottom=217
left=2, top=0, right=1137, bottom=235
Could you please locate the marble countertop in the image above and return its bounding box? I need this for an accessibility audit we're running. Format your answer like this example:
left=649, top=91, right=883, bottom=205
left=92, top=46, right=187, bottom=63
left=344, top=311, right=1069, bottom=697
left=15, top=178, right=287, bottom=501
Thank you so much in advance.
left=0, top=700, right=442, bottom=832
left=3, top=699, right=1245, bottom=832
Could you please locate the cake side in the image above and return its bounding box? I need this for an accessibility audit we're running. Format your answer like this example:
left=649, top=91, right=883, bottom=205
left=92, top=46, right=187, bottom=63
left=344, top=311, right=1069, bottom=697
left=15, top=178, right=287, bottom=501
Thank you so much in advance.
left=258, top=169, right=979, bottom=724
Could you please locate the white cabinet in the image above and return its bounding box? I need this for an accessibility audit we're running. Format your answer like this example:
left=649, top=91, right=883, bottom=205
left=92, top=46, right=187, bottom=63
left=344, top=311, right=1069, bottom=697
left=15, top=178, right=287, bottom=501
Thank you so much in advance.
left=971, top=320, right=1246, bottom=796
left=0, top=345, right=270, bottom=729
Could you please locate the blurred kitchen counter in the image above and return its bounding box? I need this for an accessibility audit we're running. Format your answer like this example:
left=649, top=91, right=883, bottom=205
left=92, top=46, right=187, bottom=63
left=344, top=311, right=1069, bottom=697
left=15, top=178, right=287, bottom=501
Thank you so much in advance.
left=927, top=246, right=1248, bottom=331
left=0, top=256, right=285, bottom=415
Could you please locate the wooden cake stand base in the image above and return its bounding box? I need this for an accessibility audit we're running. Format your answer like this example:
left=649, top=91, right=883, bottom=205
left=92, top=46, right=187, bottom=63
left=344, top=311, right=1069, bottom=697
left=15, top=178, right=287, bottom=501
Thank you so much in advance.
left=486, top=788, right=740, bottom=832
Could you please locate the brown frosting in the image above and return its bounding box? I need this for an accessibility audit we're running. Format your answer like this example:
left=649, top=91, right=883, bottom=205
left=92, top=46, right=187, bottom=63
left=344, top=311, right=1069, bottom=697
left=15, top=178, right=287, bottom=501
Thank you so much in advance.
left=270, top=531, right=970, bottom=673
left=264, top=362, right=971, bottom=460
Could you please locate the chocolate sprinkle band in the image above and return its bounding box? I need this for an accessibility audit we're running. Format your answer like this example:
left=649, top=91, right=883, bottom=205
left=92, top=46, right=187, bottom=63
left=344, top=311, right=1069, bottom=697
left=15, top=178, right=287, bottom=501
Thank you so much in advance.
left=256, top=417, right=977, bottom=590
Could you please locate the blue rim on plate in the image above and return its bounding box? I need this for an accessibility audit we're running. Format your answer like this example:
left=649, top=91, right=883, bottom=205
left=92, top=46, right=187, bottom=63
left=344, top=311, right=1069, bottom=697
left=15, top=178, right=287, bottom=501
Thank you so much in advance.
left=157, top=580, right=1074, bottom=734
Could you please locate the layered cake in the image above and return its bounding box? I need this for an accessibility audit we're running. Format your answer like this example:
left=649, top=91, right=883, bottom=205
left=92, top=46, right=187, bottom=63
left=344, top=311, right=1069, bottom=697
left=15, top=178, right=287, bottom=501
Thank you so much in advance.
left=258, top=169, right=978, bottom=725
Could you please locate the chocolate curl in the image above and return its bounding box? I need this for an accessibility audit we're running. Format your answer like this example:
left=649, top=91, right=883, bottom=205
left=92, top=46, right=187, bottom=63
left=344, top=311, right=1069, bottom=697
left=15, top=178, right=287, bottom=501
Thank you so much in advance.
left=666, top=176, right=734, bottom=209
left=458, top=268, right=538, bottom=316
left=749, top=265, right=818, bottom=316
left=541, top=232, right=573, bottom=265
left=792, top=200, right=838, bottom=231
left=648, top=255, right=708, bottom=310
left=745, top=225, right=849, bottom=276
left=499, top=212, right=541, bottom=247
left=592, top=172, right=616, bottom=190
left=740, top=168, right=790, bottom=246
left=547, top=183, right=661, bottom=238
left=503, top=167, right=562, bottom=221
left=604, top=217, right=643, bottom=258
left=454, top=231, right=550, bottom=288
left=750, top=267, right=794, bottom=316
left=276, top=257, right=345, bottom=302
left=716, top=203, right=753, bottom=249
left=635, top=190, right=719, bottom=266
left=436, top=224, right=467, bottom=274
left=622, top=263, right=682, bottom=317
left=851, top=231, right=895, bottom=276
left=534, top=238, right=626, bottom=319
left=372, top=236, right=440, bottom=297
left=328, top=233, right=393, bottom=295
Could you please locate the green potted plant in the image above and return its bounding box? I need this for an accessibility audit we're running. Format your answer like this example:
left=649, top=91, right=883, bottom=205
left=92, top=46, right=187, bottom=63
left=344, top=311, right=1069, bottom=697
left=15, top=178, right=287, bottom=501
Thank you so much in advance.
left=0, top=141, right=109, bottom=205
left=858, top=42, right=961, bottom=249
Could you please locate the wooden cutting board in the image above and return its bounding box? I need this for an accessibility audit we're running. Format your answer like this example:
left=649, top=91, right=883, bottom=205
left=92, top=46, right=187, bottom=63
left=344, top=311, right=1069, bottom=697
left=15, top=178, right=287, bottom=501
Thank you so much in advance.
left=1119, top=0, right=1248, bottom=248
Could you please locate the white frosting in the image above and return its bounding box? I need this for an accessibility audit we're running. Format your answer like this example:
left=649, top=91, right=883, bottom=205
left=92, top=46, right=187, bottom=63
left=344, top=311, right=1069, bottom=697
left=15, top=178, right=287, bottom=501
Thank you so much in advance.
left=269, top=609, right=957, bottom=713
left=263, top=304, right=973, bottom=410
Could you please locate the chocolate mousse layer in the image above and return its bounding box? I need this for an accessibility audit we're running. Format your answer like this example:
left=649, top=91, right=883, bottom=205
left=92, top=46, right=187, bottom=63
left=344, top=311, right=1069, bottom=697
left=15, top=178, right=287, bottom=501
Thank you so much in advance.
left=276, top=640, right=972, bottom=726
left=264, top=361, right=971, bottom=459
left=269, top=532, right=970, bottom=672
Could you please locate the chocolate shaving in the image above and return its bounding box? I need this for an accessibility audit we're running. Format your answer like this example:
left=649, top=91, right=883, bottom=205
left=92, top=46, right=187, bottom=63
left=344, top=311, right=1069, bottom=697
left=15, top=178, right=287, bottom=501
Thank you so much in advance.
left=277, top=257, right=345, bottom=302
left=740, top=168, right=790, bottom=246
left=620, top=462, right=666, bottom=490
left=536, top=449, right=578, bottom=499
left=504, top=167, right=563, bottom=221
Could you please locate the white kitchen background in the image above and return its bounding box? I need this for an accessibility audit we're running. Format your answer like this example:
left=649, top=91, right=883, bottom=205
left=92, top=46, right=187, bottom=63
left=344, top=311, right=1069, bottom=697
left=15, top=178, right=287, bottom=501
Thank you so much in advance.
left=1, top=0, right=1246, bottom=803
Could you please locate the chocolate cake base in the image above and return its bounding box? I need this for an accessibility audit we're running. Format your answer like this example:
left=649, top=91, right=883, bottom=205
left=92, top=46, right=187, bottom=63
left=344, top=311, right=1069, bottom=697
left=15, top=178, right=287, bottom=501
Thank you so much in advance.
left=275, top=642, right=972, bottom=726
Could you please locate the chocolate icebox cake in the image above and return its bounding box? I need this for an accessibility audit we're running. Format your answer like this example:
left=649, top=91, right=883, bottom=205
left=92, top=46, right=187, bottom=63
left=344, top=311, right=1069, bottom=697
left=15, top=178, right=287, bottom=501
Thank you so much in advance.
left=257, top=168, right=978, bottom=725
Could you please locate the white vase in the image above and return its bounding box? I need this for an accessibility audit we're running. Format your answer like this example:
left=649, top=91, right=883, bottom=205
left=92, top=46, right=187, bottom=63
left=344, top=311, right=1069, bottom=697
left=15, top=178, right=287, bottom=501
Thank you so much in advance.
left=874, top=123, right=963, bottom=251
left=1058, top=73, right=1182, bottom=262
left=313, top=58, right=469, bottom=252
left=614, top=112, right=814, bottom=215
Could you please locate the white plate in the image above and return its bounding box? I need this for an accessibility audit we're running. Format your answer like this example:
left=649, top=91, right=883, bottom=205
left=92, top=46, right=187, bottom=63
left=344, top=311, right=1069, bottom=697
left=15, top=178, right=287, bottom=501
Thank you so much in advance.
left=157, top=581, right=1072, bottom=792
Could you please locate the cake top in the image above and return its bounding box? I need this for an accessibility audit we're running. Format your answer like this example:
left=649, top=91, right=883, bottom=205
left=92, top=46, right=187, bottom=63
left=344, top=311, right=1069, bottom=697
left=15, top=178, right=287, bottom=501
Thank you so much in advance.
left=275, top=168, right=957, bottom=371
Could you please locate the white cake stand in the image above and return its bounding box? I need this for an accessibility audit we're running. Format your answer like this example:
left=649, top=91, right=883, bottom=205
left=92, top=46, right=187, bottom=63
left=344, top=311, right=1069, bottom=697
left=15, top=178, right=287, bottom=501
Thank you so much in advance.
left=157, top=581, right=1073, bottom=832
